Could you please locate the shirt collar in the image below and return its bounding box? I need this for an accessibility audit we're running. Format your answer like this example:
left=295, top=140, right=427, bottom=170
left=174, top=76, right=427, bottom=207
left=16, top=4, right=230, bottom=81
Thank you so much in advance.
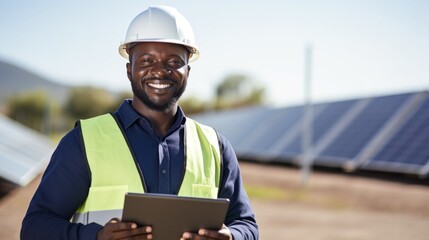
left=116, top=99, right=186, bottom=131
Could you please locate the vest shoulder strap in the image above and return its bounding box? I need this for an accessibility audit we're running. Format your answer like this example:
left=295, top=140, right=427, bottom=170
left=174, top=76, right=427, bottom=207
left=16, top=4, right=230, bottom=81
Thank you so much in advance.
left=77, top=114, right=144, bottom=214
left=180, top=118, right=222, bottom=198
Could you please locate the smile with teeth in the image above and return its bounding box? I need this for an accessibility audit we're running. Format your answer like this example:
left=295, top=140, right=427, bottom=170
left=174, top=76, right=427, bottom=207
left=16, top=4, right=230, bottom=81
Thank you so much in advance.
left=147, top=83, right=172, bottom=89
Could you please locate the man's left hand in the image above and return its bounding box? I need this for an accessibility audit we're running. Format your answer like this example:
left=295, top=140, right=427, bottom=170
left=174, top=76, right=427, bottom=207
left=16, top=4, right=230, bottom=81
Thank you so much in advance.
left=180, top=225, right=232, bottom=240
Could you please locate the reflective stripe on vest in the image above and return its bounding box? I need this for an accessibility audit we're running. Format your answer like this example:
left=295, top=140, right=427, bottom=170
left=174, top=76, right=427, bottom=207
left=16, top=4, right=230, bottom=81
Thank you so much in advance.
left=72, top=113, right=221, bottom=224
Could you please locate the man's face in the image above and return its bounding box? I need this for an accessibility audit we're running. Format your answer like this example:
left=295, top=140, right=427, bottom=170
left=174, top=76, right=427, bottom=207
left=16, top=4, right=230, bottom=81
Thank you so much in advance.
left=127, top=42, right=190, bottom=112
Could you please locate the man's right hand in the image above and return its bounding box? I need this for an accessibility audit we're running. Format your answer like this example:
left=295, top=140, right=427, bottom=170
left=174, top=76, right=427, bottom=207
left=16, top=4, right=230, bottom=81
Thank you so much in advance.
left=97, top=218, right=153, bottom=240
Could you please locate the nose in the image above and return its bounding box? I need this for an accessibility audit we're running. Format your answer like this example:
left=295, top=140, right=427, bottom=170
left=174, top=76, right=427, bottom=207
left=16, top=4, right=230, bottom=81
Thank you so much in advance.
left=149, top=64, right=172, bottom=77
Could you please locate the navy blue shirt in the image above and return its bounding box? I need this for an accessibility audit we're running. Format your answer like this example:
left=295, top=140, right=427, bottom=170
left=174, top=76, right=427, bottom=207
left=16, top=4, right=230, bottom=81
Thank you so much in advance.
left=21, top=100, right=258, bottom=240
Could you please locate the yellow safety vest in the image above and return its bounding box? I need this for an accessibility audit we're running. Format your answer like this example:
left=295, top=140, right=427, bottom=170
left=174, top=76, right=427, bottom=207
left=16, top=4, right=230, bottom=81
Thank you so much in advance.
left=72, top=113, right=221, bottom=224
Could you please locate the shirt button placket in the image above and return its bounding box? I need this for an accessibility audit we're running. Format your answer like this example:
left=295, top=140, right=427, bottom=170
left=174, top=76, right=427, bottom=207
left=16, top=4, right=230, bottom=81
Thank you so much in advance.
left=159, top=141, right=170, bottom=193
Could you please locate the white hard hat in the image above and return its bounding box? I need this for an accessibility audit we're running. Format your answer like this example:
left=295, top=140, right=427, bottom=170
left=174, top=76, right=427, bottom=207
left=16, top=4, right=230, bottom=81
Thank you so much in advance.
left=119, top=6, right=199, bottom=62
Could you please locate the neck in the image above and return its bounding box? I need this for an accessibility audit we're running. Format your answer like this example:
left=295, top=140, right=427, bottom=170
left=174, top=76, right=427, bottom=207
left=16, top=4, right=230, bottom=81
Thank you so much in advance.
left=131, top=99, right=178, bottom=137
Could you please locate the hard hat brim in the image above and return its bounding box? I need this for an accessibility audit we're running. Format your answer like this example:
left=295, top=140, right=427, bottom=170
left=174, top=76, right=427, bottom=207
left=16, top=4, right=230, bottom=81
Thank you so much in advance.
left=118, top=40, right=199, bottom=63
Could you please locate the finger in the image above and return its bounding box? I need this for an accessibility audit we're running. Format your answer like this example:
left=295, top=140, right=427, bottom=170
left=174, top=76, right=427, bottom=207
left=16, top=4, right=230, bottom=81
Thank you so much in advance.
left=109, top=226, right=153, bottom=239
left=131, top=226, right=152, bottom=235
left=183, top=230, right=214, bottom=240
left=182, top=232, right=191, bottom=239
left=126, top=227, right=153, bottom=239
left=199, top=229, right=215, bottom=238
left=199, top=228, right=230, bottom=240
left=106, top=219, right=151, bottom=233
left=109, top=221, right=138, bottom=231
left=182, top=231, right=199, bottom=239
left=128, top=236, right=153, bottom=240
left=108, top=218, right=120, bottom=224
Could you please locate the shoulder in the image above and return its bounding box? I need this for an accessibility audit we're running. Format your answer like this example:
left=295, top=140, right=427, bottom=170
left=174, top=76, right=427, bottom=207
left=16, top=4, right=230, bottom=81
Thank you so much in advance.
left=79, top=113, right=115, bottom=126
left=57, top=125, right=83, bottom=150
left=215, top=131, right=233, bottom=152
left=48, top=125, right=85, bottom=167
left=42, top=124, right=90, bottom=184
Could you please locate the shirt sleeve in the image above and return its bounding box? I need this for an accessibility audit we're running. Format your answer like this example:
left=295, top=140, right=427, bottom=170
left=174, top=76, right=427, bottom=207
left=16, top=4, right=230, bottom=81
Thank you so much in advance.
left=20, top=127, right=103, bottom=240
left=217, top=134, right=259, bottom=240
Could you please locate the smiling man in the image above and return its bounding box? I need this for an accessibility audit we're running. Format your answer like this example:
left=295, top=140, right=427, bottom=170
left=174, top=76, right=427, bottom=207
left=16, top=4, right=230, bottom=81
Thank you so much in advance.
left=127, top=42, right=190, bottom=136
left=21, top=6, right=258, bottom=240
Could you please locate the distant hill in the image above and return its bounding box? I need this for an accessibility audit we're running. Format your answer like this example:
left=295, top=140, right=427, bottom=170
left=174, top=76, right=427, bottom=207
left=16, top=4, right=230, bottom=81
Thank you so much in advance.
left=0, top=59, right=70, bottom=105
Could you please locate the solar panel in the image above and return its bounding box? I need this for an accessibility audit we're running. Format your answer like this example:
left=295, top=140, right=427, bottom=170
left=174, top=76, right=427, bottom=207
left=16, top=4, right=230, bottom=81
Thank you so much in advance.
left=319, top=93, right=412, bottom=162
left=192, top=90, right=429, bottom=178
left=223, top=107, right=269, bottom=150
left=366, top=94, right=429, bottom=175
left=279, top=100, right=357, bottom=157
left=0, top=114, right=53, bottom=186
left=238, top=106, right=304, bottom=159
left=192, top=106, right=268, bottom=149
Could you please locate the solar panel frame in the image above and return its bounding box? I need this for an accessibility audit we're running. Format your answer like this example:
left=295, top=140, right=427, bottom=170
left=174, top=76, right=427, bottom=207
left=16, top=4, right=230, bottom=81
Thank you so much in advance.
left=364, top=93, right=429, bottom=176
left=0, top=114, right=53, bottom=186
left=279, top=100, right=357, bottom=158
left=319, top=93, right=412, bottom=163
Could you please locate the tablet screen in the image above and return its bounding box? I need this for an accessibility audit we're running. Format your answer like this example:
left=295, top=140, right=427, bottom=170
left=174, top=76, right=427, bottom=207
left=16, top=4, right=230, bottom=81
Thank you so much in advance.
left=122, top=193, right=230, bottom=240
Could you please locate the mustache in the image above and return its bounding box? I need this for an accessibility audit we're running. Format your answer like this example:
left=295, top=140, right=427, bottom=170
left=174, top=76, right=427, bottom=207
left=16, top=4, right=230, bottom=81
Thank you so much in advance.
left=140, top=76, right=176, bottom=82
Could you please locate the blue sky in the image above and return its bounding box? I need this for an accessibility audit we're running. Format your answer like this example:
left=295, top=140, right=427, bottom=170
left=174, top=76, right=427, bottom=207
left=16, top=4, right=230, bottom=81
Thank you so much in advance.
left=1, top=0, right=428, bottom=106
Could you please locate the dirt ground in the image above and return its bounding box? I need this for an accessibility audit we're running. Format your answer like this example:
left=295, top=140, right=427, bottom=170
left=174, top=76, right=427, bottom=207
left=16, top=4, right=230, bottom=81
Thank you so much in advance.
left=1, top=161, right=429, bottom=239
left=240, top=161, right=429, bottom=240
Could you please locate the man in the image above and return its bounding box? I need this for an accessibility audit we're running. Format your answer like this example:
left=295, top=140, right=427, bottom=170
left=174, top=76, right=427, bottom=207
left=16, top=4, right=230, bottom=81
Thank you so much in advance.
left=21, top=6, right=258, bottom=240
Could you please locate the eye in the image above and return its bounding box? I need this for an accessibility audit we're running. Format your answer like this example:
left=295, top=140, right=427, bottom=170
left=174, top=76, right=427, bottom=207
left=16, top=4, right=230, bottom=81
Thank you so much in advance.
left=168, top=59, right=185, bottom=68
left=140, top=58, right=154, bottom=66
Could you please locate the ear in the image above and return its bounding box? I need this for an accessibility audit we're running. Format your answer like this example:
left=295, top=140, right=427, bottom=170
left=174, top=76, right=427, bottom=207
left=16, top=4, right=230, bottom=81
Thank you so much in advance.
left=187, top=65, right=191, bottom=77
left=126, top=62, right=131, bottom=81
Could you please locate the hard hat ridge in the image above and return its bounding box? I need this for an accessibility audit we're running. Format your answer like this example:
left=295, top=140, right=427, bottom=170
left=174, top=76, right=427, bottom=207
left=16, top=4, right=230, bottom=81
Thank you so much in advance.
left=119, top=6, right=199, bottom=62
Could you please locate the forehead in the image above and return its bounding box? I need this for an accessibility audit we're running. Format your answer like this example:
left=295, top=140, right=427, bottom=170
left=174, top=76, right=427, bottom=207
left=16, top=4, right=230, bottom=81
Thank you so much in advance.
left=128, top=42, right=189, bottom=58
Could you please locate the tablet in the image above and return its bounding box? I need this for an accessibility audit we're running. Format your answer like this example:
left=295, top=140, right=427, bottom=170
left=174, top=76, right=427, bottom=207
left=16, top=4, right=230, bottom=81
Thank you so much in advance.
left=122, top=193, right=230, bottom=240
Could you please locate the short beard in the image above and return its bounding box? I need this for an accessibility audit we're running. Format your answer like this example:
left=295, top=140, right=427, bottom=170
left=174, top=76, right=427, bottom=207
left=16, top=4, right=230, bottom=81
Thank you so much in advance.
left=131, top=77, right=186, bottom=112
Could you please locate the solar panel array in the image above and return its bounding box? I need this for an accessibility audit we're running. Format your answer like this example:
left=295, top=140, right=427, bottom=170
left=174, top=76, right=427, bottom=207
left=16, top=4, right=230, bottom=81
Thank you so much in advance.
left=364, top=93, right=429, bottom=175
left=193, top=90, right=429, bottom=178
left=0, top=114, right=53, bottom=186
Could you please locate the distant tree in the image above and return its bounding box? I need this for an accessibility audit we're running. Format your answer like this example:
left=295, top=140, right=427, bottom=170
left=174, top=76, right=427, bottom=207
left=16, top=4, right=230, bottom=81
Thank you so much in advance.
left=64, top=86, right=114, bottom=121
left=215, top=74, right=265, bottom=110
left=179, top=96, right=208, bottom=115
left=109, top=91, right=133, bottom=112
left=6, top=91, right=54, bottom=133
